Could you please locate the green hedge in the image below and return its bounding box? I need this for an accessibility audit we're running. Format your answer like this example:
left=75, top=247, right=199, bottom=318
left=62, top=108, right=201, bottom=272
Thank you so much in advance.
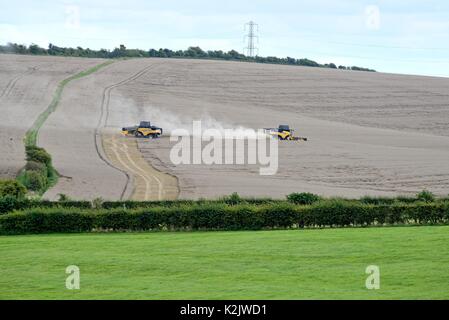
left=1, top=202, right=448, bottom=235
left=101, top=198, right=281, bottom=209
left=0, top=198, right=91, bottom=215
left=101, top=200, right=195, bottom=209
left=2, top=196, right=448, bottom=216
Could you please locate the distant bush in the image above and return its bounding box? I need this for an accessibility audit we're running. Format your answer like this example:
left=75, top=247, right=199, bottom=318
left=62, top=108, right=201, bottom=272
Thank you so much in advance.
left=417, top=190, right=435, bottom=203
left=25, top=161, right=47, bottom=175
left=18, top=145, right=57, bottom=195
left=0, top=180, right=27, bottom=200
left=0, top=196, right=19, bottom=215
left=92, top=197, right=104, bottom=209
left=287, top=192, right=321, bottom=205
left=21, top=171, right=46, bottom=192
left=25, top=146, right=52, bottom=168
left=57, top=194, right=71, bottom=202
left=223, top=192, right=243, bottom=205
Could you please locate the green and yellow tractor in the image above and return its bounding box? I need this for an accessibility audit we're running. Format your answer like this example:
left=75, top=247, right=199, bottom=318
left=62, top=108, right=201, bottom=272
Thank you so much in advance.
left=264, top=125, right=308, bottom=141
left=122, top=121, right=163, bottom=139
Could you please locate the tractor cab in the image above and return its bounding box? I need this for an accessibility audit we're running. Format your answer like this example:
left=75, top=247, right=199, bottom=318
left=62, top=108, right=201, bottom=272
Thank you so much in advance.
left=278, top=125, right=291, bottom=133
left=139, top=121, right=152, bottom=128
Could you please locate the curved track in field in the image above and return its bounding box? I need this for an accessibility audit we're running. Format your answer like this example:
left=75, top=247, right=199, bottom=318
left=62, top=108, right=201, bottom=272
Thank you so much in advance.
left=102, top=134, right=179, bottom=201
left=94, top=64, right=161, bottom=200
left=0, top=66, right=38, bottom=99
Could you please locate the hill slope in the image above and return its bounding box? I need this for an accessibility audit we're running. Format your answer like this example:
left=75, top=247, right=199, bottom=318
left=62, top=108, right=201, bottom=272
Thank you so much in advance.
left=2, top=56, right=447, bottom=199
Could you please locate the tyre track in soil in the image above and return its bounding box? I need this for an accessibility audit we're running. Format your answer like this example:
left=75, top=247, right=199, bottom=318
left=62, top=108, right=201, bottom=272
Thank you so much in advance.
left=94, top=63, right=171, bottom=200
left=110, top=136, right=155, bottom=200
left=0, top=66, right=39, bottom=99
left=103, top=134, right=179, bottom=201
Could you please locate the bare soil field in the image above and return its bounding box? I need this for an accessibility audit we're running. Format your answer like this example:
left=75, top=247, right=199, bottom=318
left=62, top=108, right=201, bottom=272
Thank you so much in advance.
left=118, top=59, right=449, bottom=198
left=0, top=54, right=105, bottom=179
left=17, top=57, right=449, bottom=199
left=39, top=59, right=161, bottom=200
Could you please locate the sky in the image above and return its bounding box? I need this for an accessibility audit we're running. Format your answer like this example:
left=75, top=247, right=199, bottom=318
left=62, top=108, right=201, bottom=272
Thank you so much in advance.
left=1, top=0, right=449, bottom=77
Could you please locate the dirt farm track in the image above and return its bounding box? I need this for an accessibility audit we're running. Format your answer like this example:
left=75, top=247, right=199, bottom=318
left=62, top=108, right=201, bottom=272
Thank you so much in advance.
left=1, top=54, right=449, bottom=200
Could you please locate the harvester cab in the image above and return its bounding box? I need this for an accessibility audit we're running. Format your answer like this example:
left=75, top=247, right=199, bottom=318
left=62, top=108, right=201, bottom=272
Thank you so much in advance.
left=264, top=125, right=308, bottom=141
left=122, top=121, right=163, bottom=139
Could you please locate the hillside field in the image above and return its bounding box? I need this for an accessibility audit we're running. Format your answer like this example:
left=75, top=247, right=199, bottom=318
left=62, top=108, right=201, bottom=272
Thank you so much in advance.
left=1, top=226, right=448, bottom=300
left=2, top=55, right=449, bottom=200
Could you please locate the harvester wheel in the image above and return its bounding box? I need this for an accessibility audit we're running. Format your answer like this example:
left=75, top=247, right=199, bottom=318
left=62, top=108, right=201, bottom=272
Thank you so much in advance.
left=134, top=131, right=143, bottom=138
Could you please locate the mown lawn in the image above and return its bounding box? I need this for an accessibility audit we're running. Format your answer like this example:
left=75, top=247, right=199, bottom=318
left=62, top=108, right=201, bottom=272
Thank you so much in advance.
left=1, top=226, right=448, bottom=299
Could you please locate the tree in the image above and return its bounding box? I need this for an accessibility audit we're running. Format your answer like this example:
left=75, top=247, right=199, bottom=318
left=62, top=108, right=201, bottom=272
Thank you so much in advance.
left=287, top=57, right=296, bottom=65
left=26, top=146, right=52, bottom=167
left=29, top=44, right=45, bottom=55
left=185, top=46, right=206, bottom=57
left=227, top=50, right=244, bottom=60
left=148, top=49, right=158, bottom=57
left=298, top=58, right=320, bottom=67
left=0, top=180, right=27, bottom=199
left=23, top=171, right=46, bottom=191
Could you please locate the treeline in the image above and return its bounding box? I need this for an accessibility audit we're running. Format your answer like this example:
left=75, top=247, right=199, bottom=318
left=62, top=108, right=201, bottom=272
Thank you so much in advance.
left=0, top=42, right=376, bottom=72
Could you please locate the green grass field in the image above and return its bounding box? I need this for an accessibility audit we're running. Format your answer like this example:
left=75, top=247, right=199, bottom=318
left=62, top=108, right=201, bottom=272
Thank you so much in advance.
left=1, top=226, right=448, bottom=300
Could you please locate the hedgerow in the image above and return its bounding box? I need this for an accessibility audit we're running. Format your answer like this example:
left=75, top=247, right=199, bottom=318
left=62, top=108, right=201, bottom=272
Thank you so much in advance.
left=1, top=190, right=448, bottom=216
left=101, top=198, right=282, bottom=210
left=0, top=198, right=91, bottom=215
left=1, top=201, right=448, bottom=235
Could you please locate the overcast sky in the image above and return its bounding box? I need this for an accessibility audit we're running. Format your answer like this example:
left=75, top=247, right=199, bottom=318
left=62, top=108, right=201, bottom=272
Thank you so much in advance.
left=1, top=0, right=449, bottom=77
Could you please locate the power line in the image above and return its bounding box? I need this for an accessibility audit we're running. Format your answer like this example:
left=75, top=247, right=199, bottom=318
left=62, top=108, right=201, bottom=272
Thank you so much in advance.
left=294, top=48, right=449, bottom=64
left=244, top=21, right=259, bottom=57
left=294, top=32, right=449, bottom=51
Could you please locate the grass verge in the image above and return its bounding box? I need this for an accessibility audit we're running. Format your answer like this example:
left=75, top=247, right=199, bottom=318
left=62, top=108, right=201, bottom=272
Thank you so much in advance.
left=1, top=226, right=448, bottom=299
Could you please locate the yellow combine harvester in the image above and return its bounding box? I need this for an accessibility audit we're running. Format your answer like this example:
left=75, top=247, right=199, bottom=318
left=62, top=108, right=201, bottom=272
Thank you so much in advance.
left=264, top=125, right=308, bottom=141
left=122, top=121, right=163, bottom=139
